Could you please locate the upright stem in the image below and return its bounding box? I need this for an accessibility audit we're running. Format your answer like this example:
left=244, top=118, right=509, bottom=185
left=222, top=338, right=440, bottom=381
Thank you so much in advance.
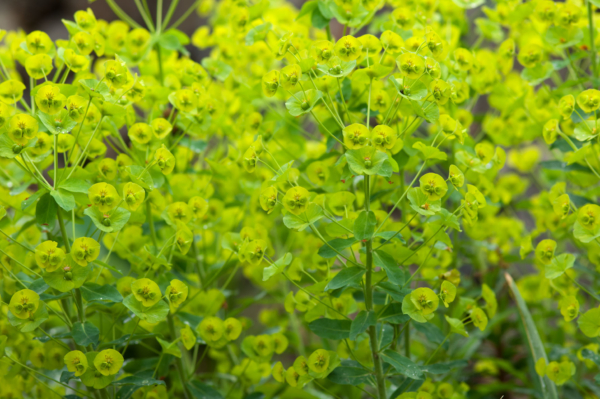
left=57, top=207, right=71, bottom=252
left=588, top=0, right=598, bottom=76
left=363, top=176, right=387, bottom=399
left=146, top=200, right=158, bottom=248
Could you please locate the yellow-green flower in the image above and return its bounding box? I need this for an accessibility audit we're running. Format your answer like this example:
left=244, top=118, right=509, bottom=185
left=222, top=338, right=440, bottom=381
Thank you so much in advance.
left=272, top=332, right=288, bottom=354
left=98, top=158, right=118, bottom=180
left=262, top=70, right=279, bottom=97
left=560, top=296, right=579, bottom=322
left=151, top=118, right=172, bottom=139
left=419, top=173, right=448, bottom=201
left=26, top=31, right=53, bottom=54
left=180, top=325, right=196, bottom=350
left=397, top=53, right=425, bottom=79
left=371, top=125, right=396, bottom=150
left=64, top=350, right=88, bottom=376
left=128, top=122, right=153, bottom=144
left=132, top=278, right=162, bottom=307
left=535, top=239, right=556, bottom=265
left=577, top=90, right=600, bottom=114
left=72, top=31, right=94, bottom=55
left=104, top=59, right=128, bottom=88
left=122, top=182, right=145, bottom=211
left=285, top=366, right=300, bottom=387
left=0, top=79, right=26, bottom=104
left=74, top=8, right=97, bottom=31
left=154, top=145, right=175, bottom=175
left=198, top=316, right=224, bottom=342
left=440, top=281, right=456, bottom=308
left=8, top=113, right=39, bottom=145
left=71, top=237, right=100, bottom=266
left=280, top=64, right=302, bottom=91
left=293, top=356, right=309, bottom=375
left=167, top=279, right=188, bottom=308
left=343, top=123, right=370, bottom=149
left=224, top=318, right=242, bottom=341
left=25, top=54, right=53, bottom=80
left=558, top=95, right=575, bottom=119
left=283, top=187, right=310, bottom=215
left=172, top=89, right=197, bottom=113
left=35, top=240, right=65, bottom=272
left=471, top=307, right=488, bottom=331
left=64, top=49, right=89, bottom=73
left=334, top=36, right=362, bottom=62
left=272, top=362, right=285, bottom=382
left=252, top=334, right=274, bottom=357
left=188, top=196, right=208, bottom=219
left=308, top=349, right=330, bottom=373
left=517, top=44, right=543, bottom=68
left=448, top=165, right=464, bottom=188
left=578, top=204, right=600, bottom=231
left=167, top=201, right=192, bottom=224
left=9, top=289, right=40, bottom=319
left=88, top=182, right=121, bottom=213
left=411, top=287, right=439, bottom=316
left=259, top=187, right=277, bottom=214
left=66, top=95, right=88, bottom=122
left=93, top=349, right=124, bottom=376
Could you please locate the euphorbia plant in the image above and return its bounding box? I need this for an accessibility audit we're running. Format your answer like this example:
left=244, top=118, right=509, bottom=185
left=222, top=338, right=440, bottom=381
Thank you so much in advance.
left=1, top=0, right=600, bottom=398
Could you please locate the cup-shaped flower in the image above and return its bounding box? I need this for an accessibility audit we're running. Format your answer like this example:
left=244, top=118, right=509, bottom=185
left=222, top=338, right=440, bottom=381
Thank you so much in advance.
left=71, top=237, right=100, bottom=266
left=9, top=289, right=40, bottom=319
left=308, top=349, right=330, bottom=373
left=35, top=240, right=65, bottom=272
left=154, top=145, right=175, bottom=175
left=166, top=279, right=188, bottom=308
left=93, top=349, right=124, bottom=376
left=0, top=79, right=26, bottom=104
left=419, top=173, right=448, bottom=201
left=224, top=317, right=242, bottom=341
left=334, top=36, right=363, bottom=62
left=371, top=125, right=396, bottom=151
left=397, top=53, right=425, bottom=79
left=151, top=118, right=172, bottom=139
left=198, top=316, right=224, bottom=342
left=167, top=202, right=192, bottom=224
left=8, top=113, right=38, bottom=145
left=128, top=122, right=153, bottom=145
left=132, top=278, right=162, bottom=307
left=343, top=123, right=370, bottom=149
left=282, top=187, right=310, bottom=216
left=411, top=287, right=439, bottom=316
left=64, top=350, right=88, bottom=376
left=88, top=182, right=121, bottom=213
left=577, top=89, right=600, bottom=114
left=121, top=182, right=145, bottom=211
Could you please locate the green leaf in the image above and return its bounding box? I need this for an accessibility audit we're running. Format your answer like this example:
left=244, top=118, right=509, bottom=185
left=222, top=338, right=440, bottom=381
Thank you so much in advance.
left=373, top=250, right=405, bottom=286
left=318, top=238, right=358, bottom=259
left=79, top=79, right=111, bottom=99
left=262, top=252, right=293, bottom=281
left=346, top=146, right=393, bottom=177
left=539, top=160, right=592, bottom=173
left=413, top=142, right=447, bottom=161
left=505, top=273, right=559, bottom=399
left=92, top=259, right=124, bottom=276
left=43, top=259, right=92, bottom=292
left=126, top=165, right=154, bottom=190
left=123, top=295, right=170, bottom=324
left=328, top=365, right=373, bottom=385
left=38, top=109, right=77, bottom=134
left=421, top=360, right=468, bottom=374
left=0, top=134, right=20, bottom=159
left=22, top=189, right=47, bottom=211
left=187, top=381, right=223, bottom=399
left=84, top=206, right=131, bottom=233
left=80, top=282, right=123, bottom=305
left=545, top=26, right=583, bottom=49
left=283, top=203, right=324, bottom=231
left=60, top=178, right=91, bottom=193
left=349, top=311, right=376, bottom=340
left=72, top=321, right=100, bottom=347
left=521, top=62, right=554, bottom=86
left=578, top=308, right=600, bottom=337
left=285, top=89, right=323, bottom=116
left=354, top=211, right=376, bottom=241
left=156, top=337, right=182, bottom=358
left=245, top=23, right=272, bottom=45
left=50, top=188, right=76, bottom=211
left=452, top=0, right=484, bottom=8
left=308, top=318, right=351, bottom=340
left=545, top=253, right=576, bottom=279
left=7, top=303, right=48, bottom=332
left=325, top=267, right=365, bottom=291
left=445, top=315, right=468, bottom=337
left=380, top=350, right=423, bottom=379
left=378, top=303, right=409, bottom=324
left=316, top=60, right=356, bottom=78
left=36, top=193, right=58, bottom=228
left=201, top=58, right=232, bottom=82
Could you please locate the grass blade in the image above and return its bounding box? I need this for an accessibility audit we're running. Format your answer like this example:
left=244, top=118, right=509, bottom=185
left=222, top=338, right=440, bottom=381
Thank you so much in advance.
left=505, top=273, right=559, bottom=399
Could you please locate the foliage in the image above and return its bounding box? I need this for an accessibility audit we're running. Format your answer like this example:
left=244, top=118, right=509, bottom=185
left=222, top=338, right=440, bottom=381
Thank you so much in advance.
left=0, top=0, right=600, bottom=398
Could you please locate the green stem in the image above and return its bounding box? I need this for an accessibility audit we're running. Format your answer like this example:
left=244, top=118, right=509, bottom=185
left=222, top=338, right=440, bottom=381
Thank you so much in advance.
left=146, top=199, right=158, bottom=248
left=588, top=0, right=598, bottom=76
left=106, top=0, right=143, bottom=28
left=169, top=0, right=201, bottom=30
left=57, top=207, right=71, bottom=252
left=363, top=175, right=387, bottom=399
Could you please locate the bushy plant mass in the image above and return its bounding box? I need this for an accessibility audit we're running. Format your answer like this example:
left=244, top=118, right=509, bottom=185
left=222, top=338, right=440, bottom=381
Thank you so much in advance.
left=3, top=0, right=600, bottom=397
